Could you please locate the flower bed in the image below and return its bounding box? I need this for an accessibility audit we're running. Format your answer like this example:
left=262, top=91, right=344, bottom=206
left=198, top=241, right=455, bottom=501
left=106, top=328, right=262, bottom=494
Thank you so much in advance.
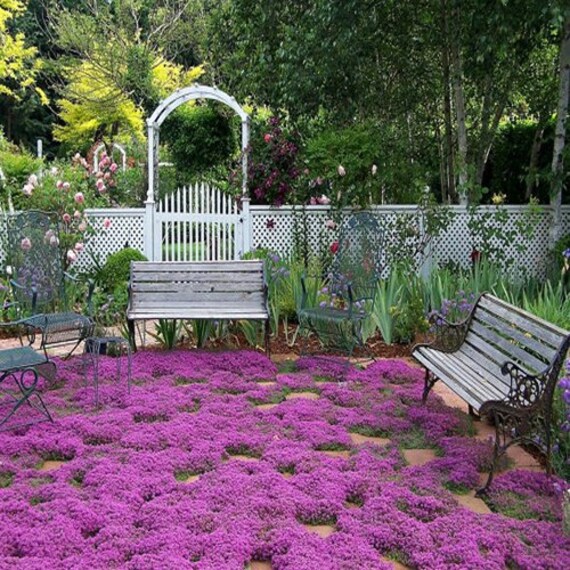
left=0, top=351, right=568, bottom=569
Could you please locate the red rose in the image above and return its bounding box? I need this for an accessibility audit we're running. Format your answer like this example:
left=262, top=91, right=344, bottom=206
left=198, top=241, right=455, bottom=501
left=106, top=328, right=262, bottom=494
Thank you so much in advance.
left=264, top=133, right=272, bottom=143
left=330, top=241, right=339, bottom=254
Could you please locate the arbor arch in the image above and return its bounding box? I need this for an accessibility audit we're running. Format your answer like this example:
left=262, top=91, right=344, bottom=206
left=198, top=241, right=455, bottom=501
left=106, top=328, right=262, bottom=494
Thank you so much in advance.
left=146, top=84, right=250, bottom=205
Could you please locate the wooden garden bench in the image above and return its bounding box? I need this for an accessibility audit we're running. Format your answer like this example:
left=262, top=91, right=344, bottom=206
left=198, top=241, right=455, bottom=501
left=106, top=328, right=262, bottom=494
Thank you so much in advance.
left=126, top=260, right=270, bottom=354
left=413, top=293, right=570, bottom=494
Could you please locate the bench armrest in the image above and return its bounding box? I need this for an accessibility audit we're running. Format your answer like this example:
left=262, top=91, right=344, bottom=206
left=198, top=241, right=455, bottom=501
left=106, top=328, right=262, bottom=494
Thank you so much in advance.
left=500, top=360, right=550, bottom=409
left=0, top=314, right=49, bottom=348
left=422, top=312, right=470, bottom=352
left=10, top=279, right=38, bottom=312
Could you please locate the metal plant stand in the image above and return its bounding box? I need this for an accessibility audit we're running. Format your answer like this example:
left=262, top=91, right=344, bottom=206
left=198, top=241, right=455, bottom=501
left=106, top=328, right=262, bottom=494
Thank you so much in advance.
left=83, top=336, right=132, bottom=407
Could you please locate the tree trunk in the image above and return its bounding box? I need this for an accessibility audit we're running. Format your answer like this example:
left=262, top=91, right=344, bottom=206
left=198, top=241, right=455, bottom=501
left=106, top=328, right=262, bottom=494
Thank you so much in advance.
left=475, top=99, right=506, bottom=187
left=450, top=2, right=468, bottom=204
left=525, top=119, right=546, bottom=201
left=440, top=0, right=457, bottom=203
left=551, top=9, right=570, bottom=247
left=435, top=122, right=448, bottom=203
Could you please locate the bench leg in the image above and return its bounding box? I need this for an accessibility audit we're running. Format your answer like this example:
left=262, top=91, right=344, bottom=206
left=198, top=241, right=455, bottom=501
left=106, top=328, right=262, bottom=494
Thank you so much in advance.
left=422, top=369, right=438, bottom=403
left=127, top=319, right=137, bottom=352
left=264, top=319, right=271, bottom=357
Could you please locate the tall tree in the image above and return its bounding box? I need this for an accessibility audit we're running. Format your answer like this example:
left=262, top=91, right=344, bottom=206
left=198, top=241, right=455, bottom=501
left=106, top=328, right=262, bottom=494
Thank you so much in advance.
left=551, top=6, right=570, bottom=245
left=0, top=0, right=47, bottom=141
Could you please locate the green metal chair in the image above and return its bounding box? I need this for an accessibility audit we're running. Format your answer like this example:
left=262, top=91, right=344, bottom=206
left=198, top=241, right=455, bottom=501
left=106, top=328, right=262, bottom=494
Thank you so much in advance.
left=298, top=211, right=385, bottom=358
left=5, top=210, right=94, bottom=358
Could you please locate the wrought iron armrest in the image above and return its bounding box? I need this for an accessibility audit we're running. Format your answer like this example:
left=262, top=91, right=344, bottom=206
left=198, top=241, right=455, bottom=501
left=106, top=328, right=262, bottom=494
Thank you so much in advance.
left=425, top=312, right=470, bottom=352
left=500, top=361, right=546, bottom=409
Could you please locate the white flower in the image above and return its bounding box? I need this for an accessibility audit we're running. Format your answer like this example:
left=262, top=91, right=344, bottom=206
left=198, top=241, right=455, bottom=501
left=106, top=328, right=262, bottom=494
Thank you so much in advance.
left=74, top=242, right=84, bottom=253
left=325, top=219, right=336, bottom=229
left=371, top=164, right=378, bottom=175
left=337, top=165, right=346, bottom=177
left=317, top=195, right=331, bottom=205
left=22, top=183, right=34, bottom=196
left=78, top=221, right=88, bottom=232
left=62, top=182, right=71, bottom=190
left=66, top=249, right=77, bottom=263
left=28, top=174, right=38, bottom=186
left=50, top=167, right=58, bottom=176
left=49, top=235, right=59, bottom=247
left=21, top=237, right=32, bottom=251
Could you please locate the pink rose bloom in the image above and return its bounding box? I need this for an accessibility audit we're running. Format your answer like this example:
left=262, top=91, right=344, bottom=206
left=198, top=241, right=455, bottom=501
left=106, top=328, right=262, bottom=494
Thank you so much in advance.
left=28, top=174, right=38, bottom=186
left=74, top=210, right=82, bottom=219
left=104, top=172, right=111, bottom=180
left=330, top=241, right=339, bottom=254
left=98, top=185, right=107, bottom=194
left=264, top=133, right=272, bottom=143
left=56, top=180, right=64, bottom=189
left=74, top=192, right=84, bottom=204
left=103, top=218, right=111, bottom=229
left=99, top=157, right=109, bottom=169
left=63, top=182, right=70, bottom=190
left=325, top=219, right=336, bottom=229
left=22, top=183, right=33, bottom=196
left=49, top=235, right=59, bottom=247
left=66, top=249, right=77, bottom=263
left=309, top=197, right=317, bottom=205
left=74, top=242, right=84, bottom=253
left=109, top=163, right=118, bottom=173
left=21, top=237, right=32, bottom=251
left=337, top=165, right=346, bottom=177
left=44, top=229, right=54, bottom=242
left=62, top=213, right=72, bottom=224
left=78, top=221, right=87, bottom=232
left=317, top=195, right=331, bottom=205
left=96, top=179, right=105, bottom=190
left=80, top=158, right=89, bottom=169
left=96, top=171, right=104, bottom=179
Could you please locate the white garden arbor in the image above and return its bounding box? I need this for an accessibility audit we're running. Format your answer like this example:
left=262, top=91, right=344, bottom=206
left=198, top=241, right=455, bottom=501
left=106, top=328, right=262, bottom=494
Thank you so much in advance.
left=145, top=85, right=251, bottom=260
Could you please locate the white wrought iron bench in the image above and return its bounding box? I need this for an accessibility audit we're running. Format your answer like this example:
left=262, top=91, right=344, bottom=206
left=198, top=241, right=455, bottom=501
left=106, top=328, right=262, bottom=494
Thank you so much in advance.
left=413, top=293, right=570, bottom=494
left=126, top=260, right=270, bottom=354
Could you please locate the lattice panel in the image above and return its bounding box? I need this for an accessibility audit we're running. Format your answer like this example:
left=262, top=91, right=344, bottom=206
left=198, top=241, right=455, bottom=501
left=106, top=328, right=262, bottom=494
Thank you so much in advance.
left=73, top=209, right=146, bottom=270
left=432, top=206, right=555, bottom=276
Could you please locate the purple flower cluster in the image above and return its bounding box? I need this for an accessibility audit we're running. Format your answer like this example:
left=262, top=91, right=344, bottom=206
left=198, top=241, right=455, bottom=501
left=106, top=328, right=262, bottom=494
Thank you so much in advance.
left=0, top=351, right=568, bottom=568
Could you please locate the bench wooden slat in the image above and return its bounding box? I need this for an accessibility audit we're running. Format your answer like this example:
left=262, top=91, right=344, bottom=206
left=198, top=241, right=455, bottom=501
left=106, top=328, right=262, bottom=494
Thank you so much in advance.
left=131, top=291, right=265, bottom=304
left=469, top=320, right=549, bottom=374
left=414, top=348, right=486, bottom=411
left=475, top=306, right=558, bottom=360
left=458, top=344, right=512, bottom=392
left=130, top=311, right=269, bottom=319
left=131, top=281, right=262, bottom=293
left=131, top=261, right=263, bottom=272
left=132, top=272, right=263, bottom=283
left=435, top=351, right=507, bottom=403
left=478, top=295, right=567, bottom=347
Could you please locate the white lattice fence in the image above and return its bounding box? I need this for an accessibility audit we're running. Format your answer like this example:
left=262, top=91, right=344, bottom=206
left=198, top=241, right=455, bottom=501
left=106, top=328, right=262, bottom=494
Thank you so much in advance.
left=251, top=205, right=570, bottom=276
left=74, top=208, right=145, bottom=269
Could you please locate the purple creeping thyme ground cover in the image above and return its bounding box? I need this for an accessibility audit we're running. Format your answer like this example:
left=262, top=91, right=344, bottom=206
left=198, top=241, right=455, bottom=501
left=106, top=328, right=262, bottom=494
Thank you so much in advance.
left=0, top=350, right=568, bottom=569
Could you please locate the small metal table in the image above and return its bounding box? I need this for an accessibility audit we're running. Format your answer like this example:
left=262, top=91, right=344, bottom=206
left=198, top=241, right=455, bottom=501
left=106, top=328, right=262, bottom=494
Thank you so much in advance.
left=83, top=336, right=132, bottom=407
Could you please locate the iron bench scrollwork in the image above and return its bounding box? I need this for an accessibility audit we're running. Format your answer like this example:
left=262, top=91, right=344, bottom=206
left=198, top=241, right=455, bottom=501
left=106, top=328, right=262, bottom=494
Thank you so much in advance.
left=413, top=293, right=570, bottom=495
left=126, top=260, right=271, bottom=354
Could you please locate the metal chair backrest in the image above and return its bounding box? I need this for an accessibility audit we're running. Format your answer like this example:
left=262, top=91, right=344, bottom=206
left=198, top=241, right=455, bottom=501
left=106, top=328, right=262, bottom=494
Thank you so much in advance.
left=5, top=210, right=65, bottom=313
left=329, top=211, right=384, bottom=303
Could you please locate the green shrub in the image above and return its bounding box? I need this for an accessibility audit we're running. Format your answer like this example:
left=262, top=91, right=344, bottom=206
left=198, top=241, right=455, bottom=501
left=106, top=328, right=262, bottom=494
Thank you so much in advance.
left=99, top=247, right=147, bottom=291
left=160, top=104, right=236, bottom=184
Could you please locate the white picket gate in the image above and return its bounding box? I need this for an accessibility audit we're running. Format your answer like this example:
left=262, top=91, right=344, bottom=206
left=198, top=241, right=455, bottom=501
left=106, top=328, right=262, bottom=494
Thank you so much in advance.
left=153, top=183, right=248, bottom=261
